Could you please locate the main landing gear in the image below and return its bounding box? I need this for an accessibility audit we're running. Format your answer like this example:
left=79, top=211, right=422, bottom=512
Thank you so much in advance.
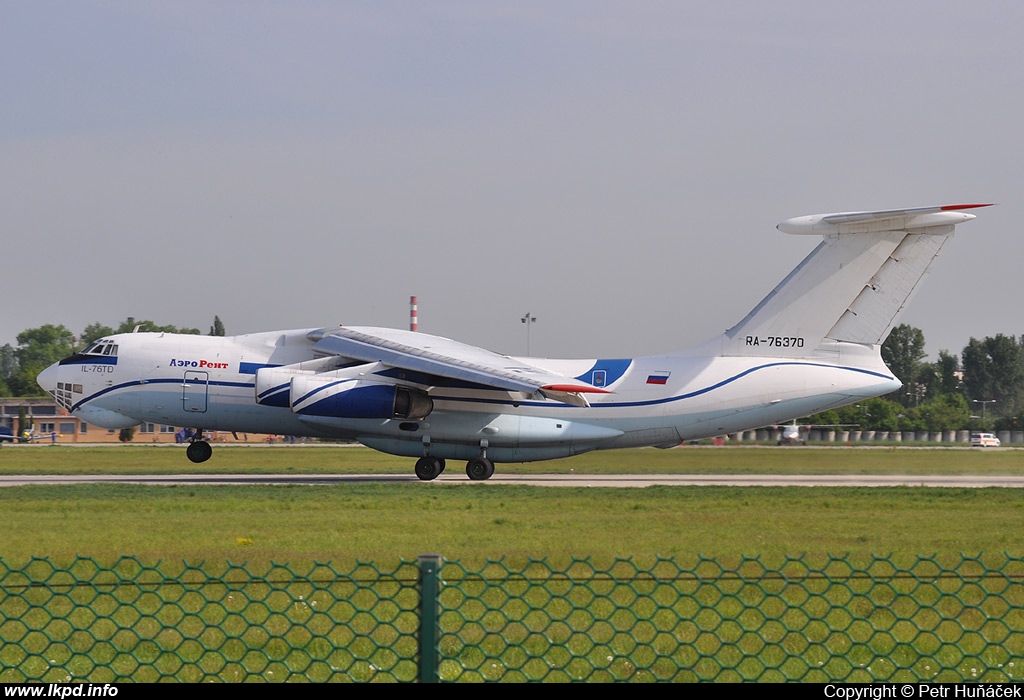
left=466, top=456, right=495, bottom=481
left=186, top=430, right=212, bottom=464
left=414, top=456, right=445, bottom=481
left=414, top=455, right=495, bottom=481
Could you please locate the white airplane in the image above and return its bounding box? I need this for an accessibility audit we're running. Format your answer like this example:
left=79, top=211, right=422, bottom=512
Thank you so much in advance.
left=773, top=420, right=859, bottom=446
left=37, top=203, right=989, bottom=480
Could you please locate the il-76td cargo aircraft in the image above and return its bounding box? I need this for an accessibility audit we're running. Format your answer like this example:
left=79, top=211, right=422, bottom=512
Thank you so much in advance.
left=38, top=204, right=988, bottom=480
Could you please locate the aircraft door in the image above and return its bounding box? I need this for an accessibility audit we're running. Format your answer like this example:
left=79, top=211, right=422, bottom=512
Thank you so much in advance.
left=182, top=371, right=209, bottom=414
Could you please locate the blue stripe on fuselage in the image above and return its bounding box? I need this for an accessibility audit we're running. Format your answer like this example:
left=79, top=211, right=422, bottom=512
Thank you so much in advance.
left=58, top=354, right=117, bottom=366
left=436, top=361, right=894, bottom=409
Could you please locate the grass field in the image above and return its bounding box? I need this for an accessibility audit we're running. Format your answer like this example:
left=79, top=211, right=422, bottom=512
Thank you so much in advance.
left=3, top=444, right=1023, bottom=682
left=1, top=444, right=1022, bottom=565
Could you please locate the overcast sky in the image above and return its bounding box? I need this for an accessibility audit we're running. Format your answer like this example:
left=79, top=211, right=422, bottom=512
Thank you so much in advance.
left=2, top=1, right=1020, bottom=360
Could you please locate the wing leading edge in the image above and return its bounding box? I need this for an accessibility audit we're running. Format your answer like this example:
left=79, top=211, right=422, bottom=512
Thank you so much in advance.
left=308, top=326, right=610, bottom=406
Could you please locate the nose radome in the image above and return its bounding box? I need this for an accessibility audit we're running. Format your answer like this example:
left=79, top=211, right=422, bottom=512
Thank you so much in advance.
left=37, top=363, right=58, bottom=395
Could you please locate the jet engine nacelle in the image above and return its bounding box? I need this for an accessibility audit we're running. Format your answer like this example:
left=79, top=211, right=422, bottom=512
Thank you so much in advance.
left=289, top=375, right=433, bottom=420
left=254, top=367, right=296, bottom=408
left=254, top=357, right=357, bottom=408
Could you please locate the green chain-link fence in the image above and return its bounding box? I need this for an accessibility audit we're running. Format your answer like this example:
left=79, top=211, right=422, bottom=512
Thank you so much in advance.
left=1, top=554, right=1022, bottom=682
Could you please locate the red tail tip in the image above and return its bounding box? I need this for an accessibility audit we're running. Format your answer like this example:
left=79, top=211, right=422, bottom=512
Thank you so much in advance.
left=940, top=203, right=994, bottom=211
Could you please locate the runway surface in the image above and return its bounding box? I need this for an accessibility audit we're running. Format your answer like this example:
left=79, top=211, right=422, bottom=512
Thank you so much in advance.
left=3, top=473, right=1024, bottom=488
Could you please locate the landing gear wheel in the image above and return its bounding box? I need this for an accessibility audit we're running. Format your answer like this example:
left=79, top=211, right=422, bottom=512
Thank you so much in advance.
left=415, top=456, right=443, bottom=481
left=186, top=440, right=212, bottom=464
left=466, top=456, right=495, bottom=481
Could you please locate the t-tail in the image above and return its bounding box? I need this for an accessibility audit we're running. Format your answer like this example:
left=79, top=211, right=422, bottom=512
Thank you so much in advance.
left=709, top=204, right=991, bottom=362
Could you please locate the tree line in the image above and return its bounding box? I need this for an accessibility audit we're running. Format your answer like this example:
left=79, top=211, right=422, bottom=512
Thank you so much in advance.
left=2, top=319, right=1023, bottom=432
left=812, top=324, right=1024, bottom=432
left=0, top=316, right=225, bottom=397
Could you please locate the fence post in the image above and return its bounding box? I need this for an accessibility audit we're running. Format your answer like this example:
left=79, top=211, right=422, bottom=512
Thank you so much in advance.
left=418, top=553, right=443, bottom=683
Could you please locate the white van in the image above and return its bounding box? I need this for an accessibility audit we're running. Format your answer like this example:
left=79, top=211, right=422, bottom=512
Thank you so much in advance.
left=970, top=432, right=1001, bottom=447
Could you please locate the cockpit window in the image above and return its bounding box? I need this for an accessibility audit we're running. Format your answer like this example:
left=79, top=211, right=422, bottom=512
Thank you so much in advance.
left=83, top=340, right=118, bottom=356
left=58, top=338, right=119, bottom=366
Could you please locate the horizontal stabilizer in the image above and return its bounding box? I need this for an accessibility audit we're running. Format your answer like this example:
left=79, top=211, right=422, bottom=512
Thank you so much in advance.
left=723, top=203, right=988, bottom=355
left=777, top=203, right=992, bottom=235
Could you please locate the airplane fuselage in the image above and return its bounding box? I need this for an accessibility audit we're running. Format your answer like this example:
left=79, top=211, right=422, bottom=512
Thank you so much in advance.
left=41, top=328, right=898, bottom=463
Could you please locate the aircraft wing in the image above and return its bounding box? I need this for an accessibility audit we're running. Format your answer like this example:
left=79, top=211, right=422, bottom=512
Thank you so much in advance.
left=308, top=326, right=610, bottom=406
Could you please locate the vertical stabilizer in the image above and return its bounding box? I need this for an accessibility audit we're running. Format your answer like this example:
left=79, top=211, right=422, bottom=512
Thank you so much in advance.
left=719, top=204, right=989, bottom=357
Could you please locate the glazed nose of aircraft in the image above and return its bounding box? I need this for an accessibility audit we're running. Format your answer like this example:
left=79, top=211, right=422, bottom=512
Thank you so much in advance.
left=36, top=362, right=58, bottom=396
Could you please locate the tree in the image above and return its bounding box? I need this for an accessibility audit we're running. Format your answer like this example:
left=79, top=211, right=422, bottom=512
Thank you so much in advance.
left=7, top=325, right=76, bottom=396
left=15, top=325, right=75, bottom=367
left=80, top=323, right=114, bottom=346
left=932, top=349, right=961, bottom=397
left=114, top=317, right=200, bottom=335
left=881, top=324, right=927, bottom=406
left=961, top=334, right=1024, bottom=421
left=81, top=318, right=206, bottom=346
left=919, top=393, right=972, bottom=432
left=0, top=344, right=17, bottom=396
left=209, top=316, right=225, bottom=336
left=0, top=343, right=17, bottom=378
left=854, top=397, right=902, bottom=432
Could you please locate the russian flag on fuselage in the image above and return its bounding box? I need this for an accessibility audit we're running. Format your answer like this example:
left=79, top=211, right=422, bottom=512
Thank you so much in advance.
left=646, top=371, right=670, bottom=385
